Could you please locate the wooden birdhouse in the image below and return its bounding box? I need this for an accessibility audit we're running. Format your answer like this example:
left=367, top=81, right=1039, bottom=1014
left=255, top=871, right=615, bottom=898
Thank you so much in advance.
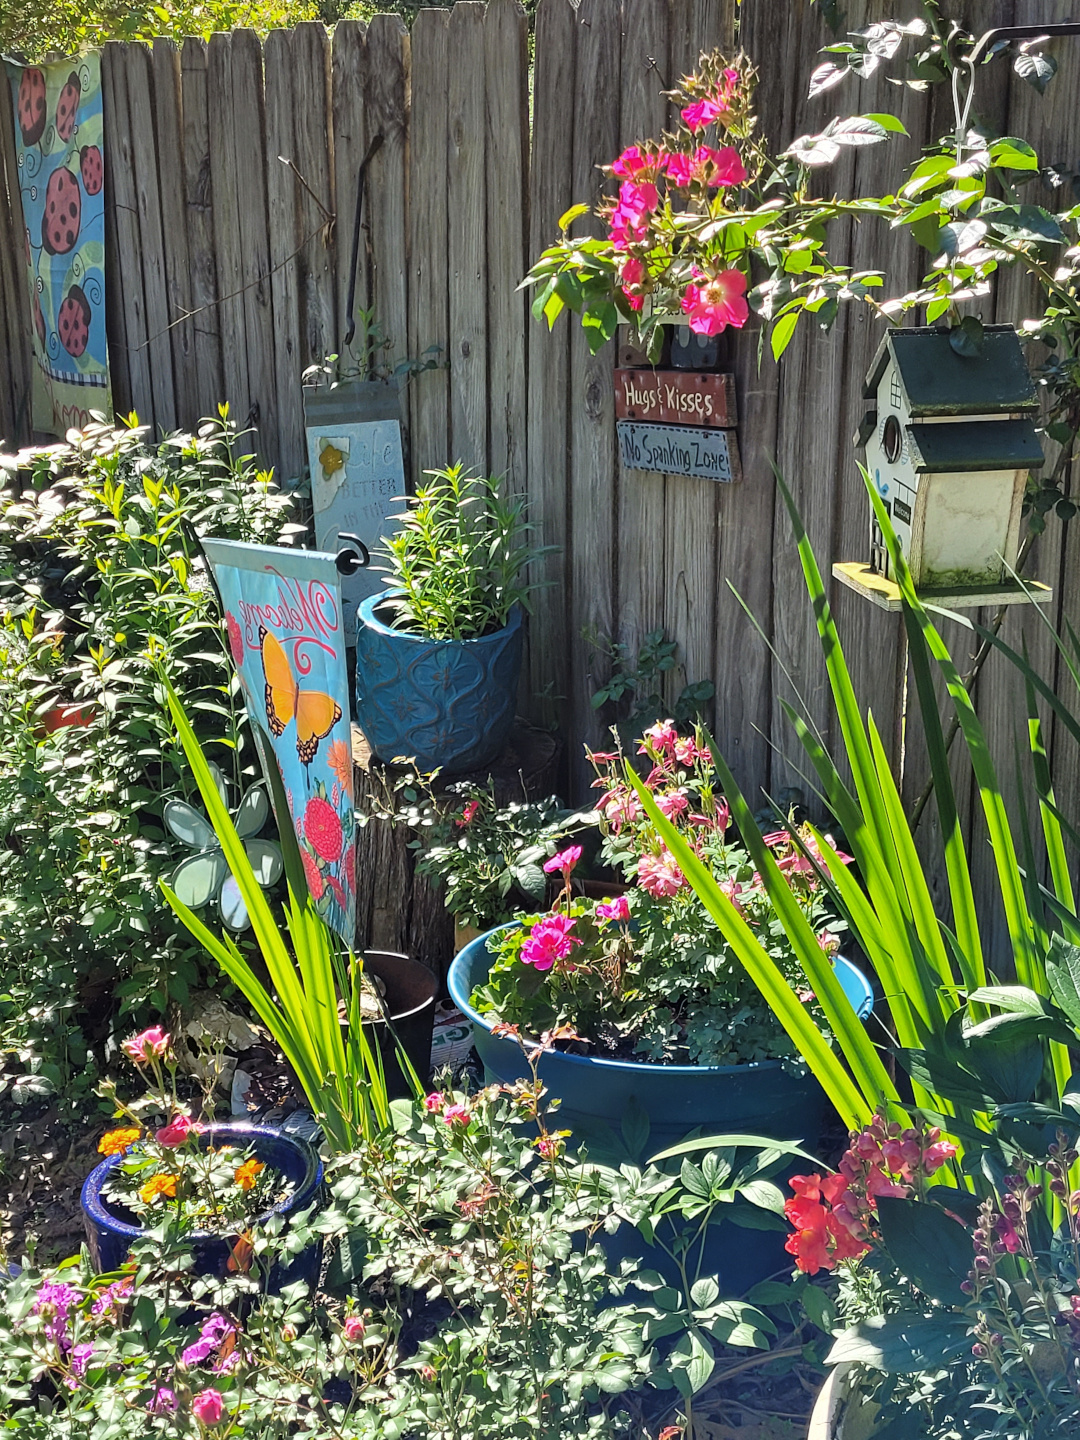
left=840, top=325, right=1050, bottom=609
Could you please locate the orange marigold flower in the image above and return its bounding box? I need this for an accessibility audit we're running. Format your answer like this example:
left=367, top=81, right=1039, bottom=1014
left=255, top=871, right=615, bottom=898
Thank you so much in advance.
left=327, top=737, right=353, bottom=792
left=234, top=1158, right=266, bottom=1191
left=98, top=1126, right=141, bottom=1156
left=139, top=1173, right=179, bottom=1204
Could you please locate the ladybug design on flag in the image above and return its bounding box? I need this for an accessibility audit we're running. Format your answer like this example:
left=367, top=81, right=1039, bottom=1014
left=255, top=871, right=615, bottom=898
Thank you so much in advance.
left=55, top=72, right=81, bottom=143
left=79, top=144, right=103, bottom=196
left=17, top=68, right=47, bottom=147
left=41, top=167, right=81, bottom=255
left=57, top=285, right=92, bottom=358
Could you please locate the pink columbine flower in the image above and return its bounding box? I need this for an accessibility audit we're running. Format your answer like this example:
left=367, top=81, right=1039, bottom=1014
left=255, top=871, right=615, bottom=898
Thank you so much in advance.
left=657, top=790, right=689, bottom=821
left=455, top=800, right=480, bottom=828
left=443, top=1103, right=471, bottom=1127
left=637, top=852, right=686, bottom=899
left=155, top=1113, right=202, bottom=1148
left=520, top=914, right=581, bottom=971
left=122, top=1027, right=170, bottom=1064
left=192, top=1388, right=225, bottom=1425
left=343, top=1315, right=366, bottom=1342
left=543, top=845, right=582, bottom=878
left=762, top=830, right=790, bottom=849
left=423, top=1092, right=445, bottom=1113
left=681, top=269, right=749, bottom=336
left=719, top=878, right=744, bottom=914
left=603, top=791, right=641, bottom=831
left=638, top=720, right=678, bottom=756
left=596, top=895, right=631, bottom=924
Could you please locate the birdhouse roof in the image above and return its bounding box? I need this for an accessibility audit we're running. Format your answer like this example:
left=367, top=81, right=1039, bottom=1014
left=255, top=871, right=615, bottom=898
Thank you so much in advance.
left=863, top=325, right=1039, bottom=416
left=906, top=419, right=1045, bottom=473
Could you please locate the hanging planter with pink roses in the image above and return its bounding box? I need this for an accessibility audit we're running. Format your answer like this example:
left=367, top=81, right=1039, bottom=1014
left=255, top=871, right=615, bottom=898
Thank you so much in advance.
left=524, top=48, right=901, bottom=361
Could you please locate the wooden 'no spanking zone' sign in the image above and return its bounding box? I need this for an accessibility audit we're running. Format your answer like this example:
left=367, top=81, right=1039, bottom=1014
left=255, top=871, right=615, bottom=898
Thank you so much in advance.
left=615, top=368, right=741, bottom=484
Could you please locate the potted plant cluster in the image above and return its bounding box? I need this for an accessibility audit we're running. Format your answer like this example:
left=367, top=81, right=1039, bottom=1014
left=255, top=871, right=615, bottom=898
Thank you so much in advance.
left=782, top=959, right=1080, bottom=1440
left=81, top=1023, right=322, bottom=1284
left=353, top=463, right=553, bottom=775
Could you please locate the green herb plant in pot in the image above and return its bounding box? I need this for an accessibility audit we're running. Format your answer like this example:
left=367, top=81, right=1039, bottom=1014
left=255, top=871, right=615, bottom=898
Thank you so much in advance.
left=354, top=464, right=553, bottom=775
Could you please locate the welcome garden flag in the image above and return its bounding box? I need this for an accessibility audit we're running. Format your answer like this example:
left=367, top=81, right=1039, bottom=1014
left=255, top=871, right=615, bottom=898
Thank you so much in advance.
left=202, top=539, right=356, bottom=948
left=7, top=52, right=111, bottom=434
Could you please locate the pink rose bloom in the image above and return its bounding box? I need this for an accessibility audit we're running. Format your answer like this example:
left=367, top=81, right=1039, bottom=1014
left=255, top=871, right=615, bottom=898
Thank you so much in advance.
left=455, top=800, right=480, bottom=828
left=681, top=96, right=723, bottom=133
left=681, top=269, right=749, bottom=336
left=543, top=845, right=582, bottom=877
left=520, top=914, right=580, bottom=971
left=657, top=790, right=689, bottom=820
left=693, top=144, right=747, bottom=187
left=624, top=289, right=644, bottom=311
left=343, top=1315, right=366, bottom=1342
left=596, top=895, right=630, bottom=923
left=122, top=1027, right=170, bottom=1064
left=638, top=720, right=678, bottom=756
left=423, top=1092, right=444, bottom=1113
left=619, top=254, right=645, bottom=287
left=443, top=1103, right=471, bottom=1127
left=155, top=1113, right=202, bottom=1148
left=609, top=206, right=648, bottom=251
left=664, top=151, right=695, bottom=187
left=612, top=144, right=655, bottom=178
left=191, top=1389, right=225, bottom=1425
left=618, top=179, right=659, bottom=221
left=637, top=852, right=686, bottom=899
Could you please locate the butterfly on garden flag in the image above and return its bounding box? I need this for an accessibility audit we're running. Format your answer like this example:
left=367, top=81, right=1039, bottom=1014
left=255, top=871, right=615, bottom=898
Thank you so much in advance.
left=259, top=626, right=341, bottom=765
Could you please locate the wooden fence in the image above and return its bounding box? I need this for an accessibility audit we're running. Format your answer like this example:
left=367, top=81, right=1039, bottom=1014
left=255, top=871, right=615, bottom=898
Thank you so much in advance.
left=3, top=0, right=1080, bottom=965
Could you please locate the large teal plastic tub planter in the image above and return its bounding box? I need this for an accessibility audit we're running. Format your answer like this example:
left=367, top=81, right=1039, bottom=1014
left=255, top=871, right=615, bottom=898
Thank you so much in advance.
left=448, top=926, right=874, bottom=1293
left=354, top=593, right=524, bottom=774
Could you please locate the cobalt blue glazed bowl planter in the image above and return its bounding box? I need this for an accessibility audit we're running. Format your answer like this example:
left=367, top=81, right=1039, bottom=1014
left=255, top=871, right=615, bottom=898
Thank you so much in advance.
left=81, top=1122, right=323, bottom=1288
left=354, top=593, right=524, bottom=774
left=449, top=925, right=875, bottom=1294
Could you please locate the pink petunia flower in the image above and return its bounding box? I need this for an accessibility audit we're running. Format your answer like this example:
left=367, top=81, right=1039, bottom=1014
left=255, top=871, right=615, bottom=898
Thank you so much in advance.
left=637, top=851, right=686, bottom=899
left=681, top=269, right=749, bottom=336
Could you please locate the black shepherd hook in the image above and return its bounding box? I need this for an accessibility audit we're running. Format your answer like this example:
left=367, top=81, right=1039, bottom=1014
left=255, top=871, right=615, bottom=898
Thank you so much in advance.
left=343, top=134, right=385, bottom=351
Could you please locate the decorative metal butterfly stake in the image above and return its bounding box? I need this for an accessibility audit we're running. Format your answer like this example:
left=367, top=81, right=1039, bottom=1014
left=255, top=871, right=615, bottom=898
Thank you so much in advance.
left=165, top=762, right=283, bottom=931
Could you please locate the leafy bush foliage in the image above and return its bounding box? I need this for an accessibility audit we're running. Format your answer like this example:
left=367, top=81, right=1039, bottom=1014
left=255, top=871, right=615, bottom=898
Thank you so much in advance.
left=0, top=411, right=299, bottom=1099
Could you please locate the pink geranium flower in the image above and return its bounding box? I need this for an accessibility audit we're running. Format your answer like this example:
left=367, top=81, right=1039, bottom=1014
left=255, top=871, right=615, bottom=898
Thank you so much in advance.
left=520, top=914, right=580, bottom=971
left=543, top=845, right=582, bottom=878
left=681, top=269, right=749, bottom=335
left=596, top=895, right=630, bottom=923
left=637, top=851, right=686, bottom=899
left=122, top=1028, right=170, bottom=1064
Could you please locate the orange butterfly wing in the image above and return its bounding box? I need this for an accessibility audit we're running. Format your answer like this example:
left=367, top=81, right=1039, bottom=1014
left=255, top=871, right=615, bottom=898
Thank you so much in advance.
left=259, top=627, right=298, bottom=738
left=295, top=689, right=342, bottom=766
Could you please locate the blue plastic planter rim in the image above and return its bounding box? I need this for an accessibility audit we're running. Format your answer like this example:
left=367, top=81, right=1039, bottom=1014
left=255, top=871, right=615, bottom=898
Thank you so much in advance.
left=357, top=591, right=523, bottom=645
left=448, top=923, right=875, bottom=1079
left=80, top=1122, right=323, bottom=1243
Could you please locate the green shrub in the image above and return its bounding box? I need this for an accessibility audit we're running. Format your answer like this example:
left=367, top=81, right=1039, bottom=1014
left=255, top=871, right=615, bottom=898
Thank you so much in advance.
left=0, top=410, right=300, bottom=1102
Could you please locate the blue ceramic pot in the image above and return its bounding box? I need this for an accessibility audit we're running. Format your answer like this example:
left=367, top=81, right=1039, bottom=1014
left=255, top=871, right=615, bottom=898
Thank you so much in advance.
left=81, top=1123, right=323, bottom=1287
left=354, top=593, right=524, bottom=774
left=449, top=926, right=875, bottom=1294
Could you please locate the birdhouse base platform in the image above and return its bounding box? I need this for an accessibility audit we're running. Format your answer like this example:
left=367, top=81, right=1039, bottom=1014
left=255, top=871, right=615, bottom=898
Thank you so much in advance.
left=832, top=562, right=1053, bottom=613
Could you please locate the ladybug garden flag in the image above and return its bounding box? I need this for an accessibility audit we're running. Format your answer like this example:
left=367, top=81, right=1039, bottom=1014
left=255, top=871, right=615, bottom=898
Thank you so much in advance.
left=6, top=53, right=111, bottom=435
left=201, top=539, right=357, bottom=949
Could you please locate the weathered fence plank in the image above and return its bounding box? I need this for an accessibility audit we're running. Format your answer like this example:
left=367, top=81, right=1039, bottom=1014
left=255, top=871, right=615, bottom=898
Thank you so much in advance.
left=363, top=17, right=409, bottom=388
left=153, top=39, right=198, bottom=428
left=180, top=38, right=224, bottom=421
left=447, top=3, right=487, bottom=471
left=264, top=27, right=306, bottom=481
left=407, top=8, right=451, bottom=476
left=331, top=18, right=370, bottom=375
left=292, top=23, right=338, bottom=391
left=207, top=34, right=250, bottom=424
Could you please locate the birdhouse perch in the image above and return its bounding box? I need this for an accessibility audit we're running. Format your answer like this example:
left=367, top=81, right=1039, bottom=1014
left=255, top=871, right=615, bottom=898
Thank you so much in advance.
left=835, top=325, right=1052, bottom=612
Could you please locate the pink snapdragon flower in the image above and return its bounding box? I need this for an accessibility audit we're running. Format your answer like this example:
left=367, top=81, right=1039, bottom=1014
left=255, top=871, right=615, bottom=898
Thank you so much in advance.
left=155, top=1113, right=202, bottom=1148
left=681, top=269, right=749, bottom=335
left=520, top=914, right=580, bottom=971
left=637, top=851, right=686, bottom=899
left=543, top=845, right=582, bottom=878
left=122, top=1027, right=170, bottom=1064
left=596, top=895, right=630, bottom=923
